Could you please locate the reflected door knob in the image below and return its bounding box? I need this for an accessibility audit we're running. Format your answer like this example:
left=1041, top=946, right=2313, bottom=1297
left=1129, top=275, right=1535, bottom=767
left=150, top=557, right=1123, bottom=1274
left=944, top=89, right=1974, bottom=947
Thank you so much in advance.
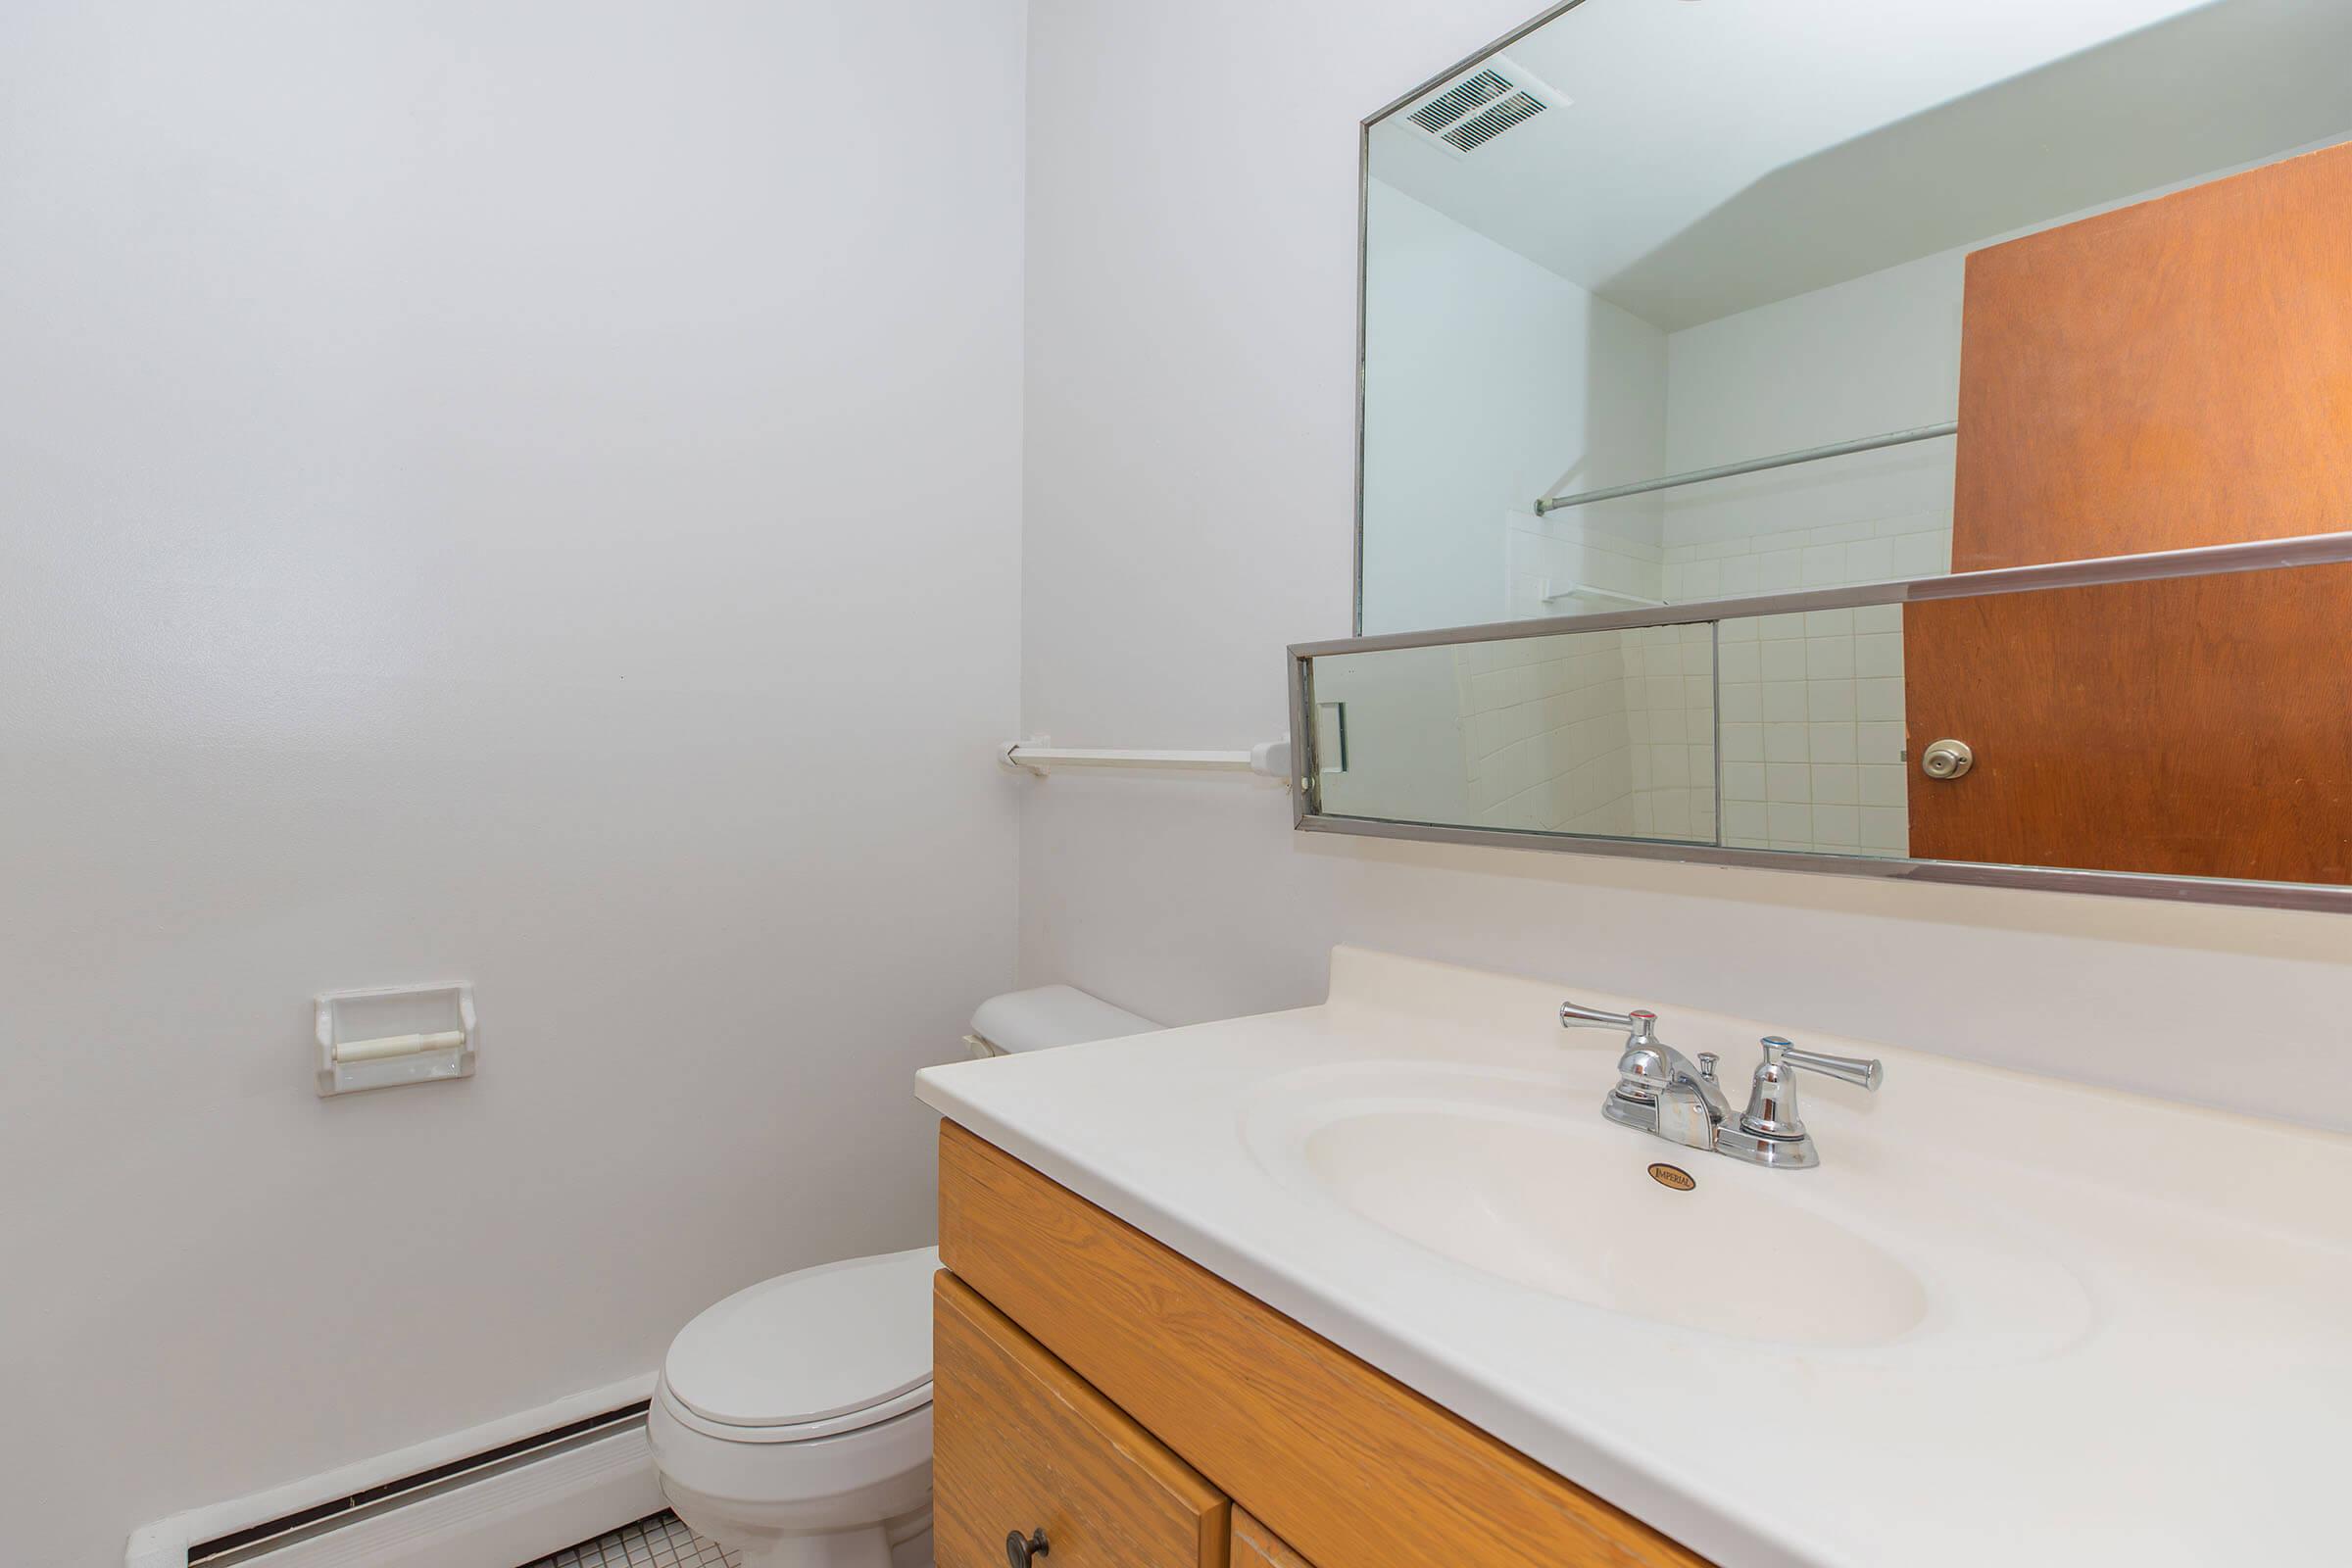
left=1006, top=1528, right=1051, bottom=1567
left=1920, top=738, right=1973, bottom=779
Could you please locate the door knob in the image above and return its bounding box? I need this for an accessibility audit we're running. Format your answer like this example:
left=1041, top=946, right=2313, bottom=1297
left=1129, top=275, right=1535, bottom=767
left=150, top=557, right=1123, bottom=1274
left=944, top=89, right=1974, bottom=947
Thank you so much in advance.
left=1920, top=738, right=1973, bottom=779
left=1005, top=1528, right=1051, bottom=1567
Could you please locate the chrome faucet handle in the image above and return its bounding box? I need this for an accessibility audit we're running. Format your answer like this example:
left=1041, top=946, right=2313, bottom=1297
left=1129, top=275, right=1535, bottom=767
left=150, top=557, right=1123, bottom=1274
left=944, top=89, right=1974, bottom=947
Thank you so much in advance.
left=1558, top=1000, right=1658, bottom=1043
left=1719, top=1036, right=1884, bottom=1169
left=1562, top=1001, right=1731, bottom=1141
left=1761, top=1036, right=1884, bottom=1092
left=1562, top=1001, right=1673, bottom=1095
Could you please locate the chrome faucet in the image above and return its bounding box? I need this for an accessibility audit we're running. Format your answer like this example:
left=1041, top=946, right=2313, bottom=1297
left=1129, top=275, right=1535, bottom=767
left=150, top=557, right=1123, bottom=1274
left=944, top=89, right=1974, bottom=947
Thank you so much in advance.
left=1561, top=1003, right=1882, bottom=1168
left=1558, top=1000, right=1731, bottom=1152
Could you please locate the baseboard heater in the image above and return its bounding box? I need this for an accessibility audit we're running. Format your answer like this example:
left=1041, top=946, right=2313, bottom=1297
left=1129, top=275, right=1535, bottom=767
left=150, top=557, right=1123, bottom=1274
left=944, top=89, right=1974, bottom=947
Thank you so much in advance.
left=147, top=1399, right=662, bottom=1568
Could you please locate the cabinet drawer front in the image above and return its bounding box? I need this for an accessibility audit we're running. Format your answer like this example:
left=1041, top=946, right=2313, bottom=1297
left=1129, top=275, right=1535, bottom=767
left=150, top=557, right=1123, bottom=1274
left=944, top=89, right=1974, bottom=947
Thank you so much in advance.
left=934, top=1270, right=1229, bottom=1568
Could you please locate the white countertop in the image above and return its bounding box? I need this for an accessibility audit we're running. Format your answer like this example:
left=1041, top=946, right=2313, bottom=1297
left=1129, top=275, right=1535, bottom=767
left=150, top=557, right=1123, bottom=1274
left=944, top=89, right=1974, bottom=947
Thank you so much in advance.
left=914, top=946, right=2352, bottom=1568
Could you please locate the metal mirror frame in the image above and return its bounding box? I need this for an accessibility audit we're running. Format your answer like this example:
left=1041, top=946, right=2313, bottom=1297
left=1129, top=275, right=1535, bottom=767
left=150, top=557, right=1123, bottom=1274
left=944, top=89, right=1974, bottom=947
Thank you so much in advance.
left=1291, top=532, right=2352, bottom=913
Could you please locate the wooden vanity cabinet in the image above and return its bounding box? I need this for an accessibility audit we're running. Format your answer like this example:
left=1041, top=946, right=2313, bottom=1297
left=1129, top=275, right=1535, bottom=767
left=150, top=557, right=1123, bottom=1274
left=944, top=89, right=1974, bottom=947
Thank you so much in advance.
left=932, top=1121, right=1712, bottom=1568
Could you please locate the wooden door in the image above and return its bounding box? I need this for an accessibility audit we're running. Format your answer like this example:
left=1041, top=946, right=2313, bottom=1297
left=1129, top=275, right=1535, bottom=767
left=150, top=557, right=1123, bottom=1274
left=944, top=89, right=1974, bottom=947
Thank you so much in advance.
left=1902, top=570, right=2352, bottom=878
left=1907, top=139, right=2352, bottom=878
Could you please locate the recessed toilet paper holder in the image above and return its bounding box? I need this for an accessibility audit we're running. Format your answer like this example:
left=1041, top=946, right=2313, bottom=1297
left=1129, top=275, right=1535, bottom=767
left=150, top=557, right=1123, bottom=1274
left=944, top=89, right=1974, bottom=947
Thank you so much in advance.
left=315, top=983, right=477, bottom=1099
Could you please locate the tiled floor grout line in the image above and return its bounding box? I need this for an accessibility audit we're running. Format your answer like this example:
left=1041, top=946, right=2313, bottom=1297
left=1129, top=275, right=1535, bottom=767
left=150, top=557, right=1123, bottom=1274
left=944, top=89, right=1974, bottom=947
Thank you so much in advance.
left=517, top=1509, right=738, bottom=1568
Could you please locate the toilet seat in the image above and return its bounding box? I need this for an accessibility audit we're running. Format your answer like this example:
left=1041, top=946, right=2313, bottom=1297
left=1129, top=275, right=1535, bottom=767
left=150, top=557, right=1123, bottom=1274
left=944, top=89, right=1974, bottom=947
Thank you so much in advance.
left=656, top=1376, right=933, bottom=1445
left=661, top=1246, right=939, bottom=1444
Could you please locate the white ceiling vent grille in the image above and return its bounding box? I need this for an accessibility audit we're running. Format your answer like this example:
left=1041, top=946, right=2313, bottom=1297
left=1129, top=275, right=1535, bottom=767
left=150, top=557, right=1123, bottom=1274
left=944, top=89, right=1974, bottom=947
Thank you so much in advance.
left=1399, top=56, right=1567, bottom=160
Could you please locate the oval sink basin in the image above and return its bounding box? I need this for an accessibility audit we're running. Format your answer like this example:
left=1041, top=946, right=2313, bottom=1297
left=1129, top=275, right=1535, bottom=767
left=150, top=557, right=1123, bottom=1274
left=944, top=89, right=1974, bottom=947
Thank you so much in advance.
left=1244, top=1063, right=2092, bottom=1361
left=1302, top=1107, right=1926, bottom=1347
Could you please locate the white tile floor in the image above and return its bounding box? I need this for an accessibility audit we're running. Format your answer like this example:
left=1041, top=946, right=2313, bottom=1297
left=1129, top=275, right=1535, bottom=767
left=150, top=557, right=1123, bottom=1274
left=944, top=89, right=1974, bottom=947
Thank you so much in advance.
left=520, top=1510, right=739, bottom=1568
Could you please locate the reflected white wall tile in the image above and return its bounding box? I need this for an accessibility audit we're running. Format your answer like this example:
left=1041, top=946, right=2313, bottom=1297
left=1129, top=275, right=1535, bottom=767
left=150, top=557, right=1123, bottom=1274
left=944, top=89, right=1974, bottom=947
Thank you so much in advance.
left=1764, top=722, right=1809, bottom=762
left=1858, top=721, right=1906, bottom=764
left=1859, top=764, right=1908, bottom=808
left=1845, top=537, right=1895, bottom=581
left=1806, top=637, right=1855, bottom=679
left=1860, top=806, right=1911, bottom=852
left=1857, top=677, right=1906, bottom=720
left=1811, top=764, right=1859, bottom=806
left=1855, top=632, right=1905, bottom=678
left=1807, top=679, right=1856, bottom=721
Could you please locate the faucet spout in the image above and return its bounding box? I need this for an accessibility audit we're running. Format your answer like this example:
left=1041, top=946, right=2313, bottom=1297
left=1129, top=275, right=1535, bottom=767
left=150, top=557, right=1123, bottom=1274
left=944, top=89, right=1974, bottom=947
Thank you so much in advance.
left=1561, top=998, right=1729, bottom=1151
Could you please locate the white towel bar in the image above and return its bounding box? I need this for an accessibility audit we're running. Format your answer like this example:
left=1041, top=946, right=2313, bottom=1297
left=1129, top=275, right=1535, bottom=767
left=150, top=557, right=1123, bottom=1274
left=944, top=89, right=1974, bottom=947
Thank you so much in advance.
left=1001, top=739, right=1292, bottom=783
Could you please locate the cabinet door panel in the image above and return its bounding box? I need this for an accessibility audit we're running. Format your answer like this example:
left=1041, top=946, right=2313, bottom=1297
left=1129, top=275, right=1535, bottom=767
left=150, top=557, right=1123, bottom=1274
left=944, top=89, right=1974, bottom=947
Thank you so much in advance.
left=933, top=1269, right=1228, bottom=1568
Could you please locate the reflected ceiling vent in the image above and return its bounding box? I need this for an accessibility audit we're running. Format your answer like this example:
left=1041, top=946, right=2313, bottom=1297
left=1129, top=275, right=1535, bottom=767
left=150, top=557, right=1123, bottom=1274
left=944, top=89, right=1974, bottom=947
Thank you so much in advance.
left=1401, top=56, right=1567, bottom=159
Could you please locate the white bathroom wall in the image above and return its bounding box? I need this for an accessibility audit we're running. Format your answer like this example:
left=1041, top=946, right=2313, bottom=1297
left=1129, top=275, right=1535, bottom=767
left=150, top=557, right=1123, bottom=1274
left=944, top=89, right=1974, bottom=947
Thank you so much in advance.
left=1360, top=179, right=1667, bottom=633
left=0, top=5, right=1025, bottom=1565
left=1017, top=1, right=2352, bottom=1135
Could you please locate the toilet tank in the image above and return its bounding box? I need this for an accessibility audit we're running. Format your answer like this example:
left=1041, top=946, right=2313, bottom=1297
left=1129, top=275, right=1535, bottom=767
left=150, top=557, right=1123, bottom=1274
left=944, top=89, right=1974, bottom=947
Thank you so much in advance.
left=964, top=985, right=1161, bottom=1058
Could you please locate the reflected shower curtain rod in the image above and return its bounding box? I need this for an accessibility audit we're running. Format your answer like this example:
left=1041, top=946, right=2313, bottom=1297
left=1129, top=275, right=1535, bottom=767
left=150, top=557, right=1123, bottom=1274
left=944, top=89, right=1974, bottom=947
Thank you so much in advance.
left=1532, top=420, right=1959, bottom=515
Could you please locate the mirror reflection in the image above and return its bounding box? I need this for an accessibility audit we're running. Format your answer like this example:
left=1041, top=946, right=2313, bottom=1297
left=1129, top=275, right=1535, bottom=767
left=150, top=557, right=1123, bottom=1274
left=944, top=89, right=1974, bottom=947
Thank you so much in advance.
left=1359, top=0, right=2352, bottom=634
left=1307, top=559, right=2352, bottom=886
left=1316, top=623, right=1719, bottom=844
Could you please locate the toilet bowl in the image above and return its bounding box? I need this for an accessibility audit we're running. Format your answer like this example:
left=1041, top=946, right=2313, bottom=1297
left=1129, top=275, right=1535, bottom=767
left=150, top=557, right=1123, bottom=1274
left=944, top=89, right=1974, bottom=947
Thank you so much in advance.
left=647, top=986, right=1160, bottom=1568
left=649, top=1248, right=941, bottom=1568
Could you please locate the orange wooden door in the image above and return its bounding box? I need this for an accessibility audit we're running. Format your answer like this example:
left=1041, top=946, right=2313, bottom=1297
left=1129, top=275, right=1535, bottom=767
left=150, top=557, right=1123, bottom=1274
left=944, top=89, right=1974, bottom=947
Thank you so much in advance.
left=1902, top=570, right=2352, bottom=880
left=1906, top=140, right=2352, bottom=880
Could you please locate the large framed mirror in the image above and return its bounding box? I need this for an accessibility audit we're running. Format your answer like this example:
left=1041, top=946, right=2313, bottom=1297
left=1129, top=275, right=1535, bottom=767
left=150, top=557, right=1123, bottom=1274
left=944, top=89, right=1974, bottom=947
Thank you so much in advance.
left=1354, top=0, right=2352, bottom=636
left=1296, top=534, right=2352, bottom=909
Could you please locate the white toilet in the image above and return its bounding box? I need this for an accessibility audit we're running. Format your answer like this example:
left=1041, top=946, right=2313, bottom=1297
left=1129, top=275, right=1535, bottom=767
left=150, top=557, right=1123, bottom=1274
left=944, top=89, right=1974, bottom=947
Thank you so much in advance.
left=646, top=986, right=1160, bottom=1568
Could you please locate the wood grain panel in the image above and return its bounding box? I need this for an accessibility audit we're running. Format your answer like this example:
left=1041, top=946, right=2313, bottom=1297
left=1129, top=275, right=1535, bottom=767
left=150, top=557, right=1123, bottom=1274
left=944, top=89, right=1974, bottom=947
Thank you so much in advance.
left=1952, top=138, right=2352, bottom=570
left=933, top=1269, right=1228, bottom=1568
left=1231, top=1509, right=1316, bottom=1568
left=937, top=1122, right=1711, bottom=1568
left=1903, top=567, right=2352, bottom=880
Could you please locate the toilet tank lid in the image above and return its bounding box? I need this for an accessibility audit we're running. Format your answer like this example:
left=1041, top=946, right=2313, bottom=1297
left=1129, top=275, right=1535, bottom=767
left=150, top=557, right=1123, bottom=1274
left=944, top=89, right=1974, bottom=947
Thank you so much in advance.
left=969, top=984, right=1161, bottom=1054
left=662, top=1246, right=939, bottom=1429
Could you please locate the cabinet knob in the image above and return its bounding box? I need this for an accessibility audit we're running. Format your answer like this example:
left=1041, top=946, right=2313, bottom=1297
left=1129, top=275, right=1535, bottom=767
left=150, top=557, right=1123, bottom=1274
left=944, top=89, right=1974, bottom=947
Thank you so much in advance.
left=1005, top=1527, right=1051, bottom=1567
